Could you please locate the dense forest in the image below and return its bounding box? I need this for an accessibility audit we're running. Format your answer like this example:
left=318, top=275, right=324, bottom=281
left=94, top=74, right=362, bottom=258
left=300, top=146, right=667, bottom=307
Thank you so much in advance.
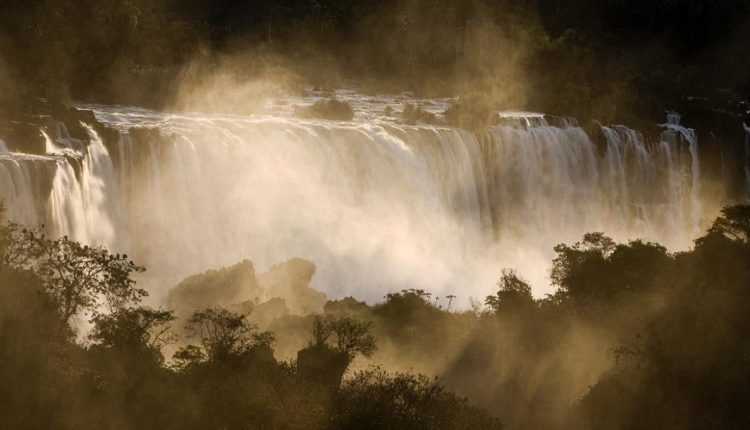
left=1, top=0, right=749, bottom=125
left=1, top=204, right=749, bottom=429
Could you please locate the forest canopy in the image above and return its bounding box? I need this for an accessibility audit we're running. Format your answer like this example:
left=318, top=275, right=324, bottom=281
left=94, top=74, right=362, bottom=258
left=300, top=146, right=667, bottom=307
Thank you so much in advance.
left=1, top=205, right=750, bottom=428
left=1, top=0, right=748, bottom=124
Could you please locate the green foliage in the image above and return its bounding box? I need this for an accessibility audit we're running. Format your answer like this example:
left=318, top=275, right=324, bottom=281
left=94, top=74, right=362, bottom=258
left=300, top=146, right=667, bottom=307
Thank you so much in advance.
left=0, top=223, right=146, bottom=324
left=550, top=232, right=669, bottom=302
left=0, top=261, right=84, bottom=427
left=311, top=314, right=376, bottom=363
left=185, top=307, right=275, bottom=362
left=333, top=367, right=504, bottom=430
left=485, top=269, right=534, bottom=314
left=2, top=0, right=747, bottom=122
left=374, top=289, right=442, bottom=336
left=3, top=205, right=750, bottom=428
left=706, top=204, right=750, bottom=244
left=89, top=307, right=176, bottom=363
left=172, top=344, right=205, bottom=371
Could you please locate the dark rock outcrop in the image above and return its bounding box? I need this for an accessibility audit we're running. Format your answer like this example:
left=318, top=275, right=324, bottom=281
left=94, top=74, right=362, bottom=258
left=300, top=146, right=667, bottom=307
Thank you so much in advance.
left=167, top=259, right=263, bottom=317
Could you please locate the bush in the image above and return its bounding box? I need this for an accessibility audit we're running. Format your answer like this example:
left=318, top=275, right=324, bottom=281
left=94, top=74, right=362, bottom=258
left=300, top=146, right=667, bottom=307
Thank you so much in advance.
left=332, top=367, right=504, bottom=430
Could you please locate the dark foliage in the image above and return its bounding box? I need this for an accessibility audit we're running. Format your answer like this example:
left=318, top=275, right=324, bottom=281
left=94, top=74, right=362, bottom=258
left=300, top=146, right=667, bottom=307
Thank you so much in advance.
left=332, top=367, right=504, bottom=430
left=1, top=223, right=146, bottom=323
left=0, top=0, right=748, bottom=124
left=2, top=205, right=750, bottom=428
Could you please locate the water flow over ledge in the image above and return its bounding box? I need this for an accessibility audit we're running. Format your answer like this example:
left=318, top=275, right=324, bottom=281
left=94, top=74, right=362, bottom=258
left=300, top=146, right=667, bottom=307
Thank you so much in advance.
left=0, top=99, right=708, bottom=303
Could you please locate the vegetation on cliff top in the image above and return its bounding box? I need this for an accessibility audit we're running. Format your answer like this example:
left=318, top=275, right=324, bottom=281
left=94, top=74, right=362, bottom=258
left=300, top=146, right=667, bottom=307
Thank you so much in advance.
left=1, top=0, right=748, bottom=125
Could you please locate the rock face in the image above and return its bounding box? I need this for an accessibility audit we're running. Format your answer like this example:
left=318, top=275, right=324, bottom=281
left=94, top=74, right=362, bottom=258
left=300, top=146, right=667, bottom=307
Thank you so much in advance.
left=294, top=99, right=354, bottom=121
left=296, top=344, right=349, bottom=391
left=242, top=298, right=290, bottom=328
left=167, top=257, right=326, bottom=319
left=258, top=258, right=326, bottom=316
left=241, top=344, right=277, bottom=367
left=0, top=100, right=102, bottom=154
left=167, top=259, right=263, bottom=317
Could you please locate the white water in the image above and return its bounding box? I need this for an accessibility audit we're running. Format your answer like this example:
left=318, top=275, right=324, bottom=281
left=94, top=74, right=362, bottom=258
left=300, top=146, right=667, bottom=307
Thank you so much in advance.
left=0, top=97, right=708, bottom=304
left=662, top=112, right=701, bottom=231
left=1, top=152, right=56, bottom=225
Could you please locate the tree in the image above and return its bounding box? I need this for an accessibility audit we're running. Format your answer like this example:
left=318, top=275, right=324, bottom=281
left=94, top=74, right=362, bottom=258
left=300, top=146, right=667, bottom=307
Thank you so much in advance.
left=384, top=288, right=432, bottom=302
left=0, top=223, right=42, bottom=269
left=89, top=307, right=177, bottom=363
left=185, top=307, right=274, bottom=362
left=0, top=223, right=146, bottom=324
left=312, top=315, right=376, bottom=363
left=706, top=204, right=750, bottom=245
left=172, top=344, right=206, bottom=371
left=485, top=269, right=534, bottom=313
left=333, top=367, right=504, bottom=430
left=607, top=240, right=670, bottom=293
left=445, top=294, right=456, bottom=312
left=0, top=254, right=84, bottom=428
left=551, top=232, right=616, bottom=300
left=374, top=288, right=443, bottom=341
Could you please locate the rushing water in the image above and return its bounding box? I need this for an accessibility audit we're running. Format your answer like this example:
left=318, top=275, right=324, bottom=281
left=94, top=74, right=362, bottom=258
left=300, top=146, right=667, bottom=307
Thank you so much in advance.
left=0, top=94, right=711, bottom=303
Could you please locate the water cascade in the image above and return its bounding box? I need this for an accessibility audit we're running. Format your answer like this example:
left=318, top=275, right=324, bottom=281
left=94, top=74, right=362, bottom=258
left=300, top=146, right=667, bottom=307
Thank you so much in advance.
left=0, top=100, right=707, bottom=302
left=0, top=153, right=57, bottom=226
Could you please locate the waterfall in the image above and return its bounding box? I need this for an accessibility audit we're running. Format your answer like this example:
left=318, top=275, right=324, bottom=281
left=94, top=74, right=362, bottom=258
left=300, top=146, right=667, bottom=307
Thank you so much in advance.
left=0, top=102, right=708, bottom=302
left=0, top=153, right=57, bottom=225
left=661, top=112, right=701, bottom=232
left=600, top=120, right=701, bottom=245
left=79, top=124, right=117, bottom=248
left=101, top=115, right=495, bottom=302
left=49, top=158, right=87, bottom=241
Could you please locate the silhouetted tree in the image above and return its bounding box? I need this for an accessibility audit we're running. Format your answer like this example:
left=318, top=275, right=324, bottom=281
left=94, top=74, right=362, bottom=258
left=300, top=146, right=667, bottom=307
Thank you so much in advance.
left=0, top=223, right=146, bottom=325
left=332, top=367, right=505, bottom=430
left=312, top=314, right=376, bottom=363
left=89, top=307, right=177, bottom=363
left=446, top=294, right=456, bottom=311
left=172, top=344, right=206, bottom=372
left=0, top=256, right=80, bottom=428
left=4, top=204, right=750, bottom=429
left=183, top=307, right=274, bottom=362
left=706, top=204, right=750, bottom=244
left=485, top=269, right=535, bottom=314
left=552, top=232, right=626, bottom=301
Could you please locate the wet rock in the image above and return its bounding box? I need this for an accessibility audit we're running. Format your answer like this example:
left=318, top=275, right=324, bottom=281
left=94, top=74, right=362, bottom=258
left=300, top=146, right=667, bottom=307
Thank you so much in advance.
left=295, top=99, right=354, bottom=121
